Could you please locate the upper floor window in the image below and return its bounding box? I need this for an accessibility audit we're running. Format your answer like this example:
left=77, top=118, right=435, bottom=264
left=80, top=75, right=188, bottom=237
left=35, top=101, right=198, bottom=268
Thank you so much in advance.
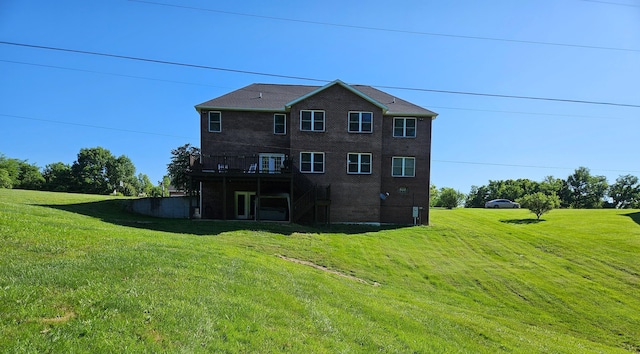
left=300, top=152, right=324, bottom=173
left=348, top=112, right=373, bottom=133
left=393, top=117, right=416, bottom=138
left=347, top=153, right=372, bottom=174
left=392, top=157, right=415, bottom=177
left=208, top=111, right=221, bottom=132
left=274, top=114, right=286, bottom=135
left=300, top=110, right=325, bottom=132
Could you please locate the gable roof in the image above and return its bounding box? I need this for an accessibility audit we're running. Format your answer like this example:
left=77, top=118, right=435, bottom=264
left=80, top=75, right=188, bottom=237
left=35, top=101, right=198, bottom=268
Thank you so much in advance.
left=195, top=80, right=437, bottom=117
left=284, top=80, right=388, bottom=111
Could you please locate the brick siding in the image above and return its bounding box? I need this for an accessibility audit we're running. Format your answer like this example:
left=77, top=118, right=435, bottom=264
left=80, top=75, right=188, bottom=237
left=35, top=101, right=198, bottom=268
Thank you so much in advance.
left=198, top=83, right=432, bottom=225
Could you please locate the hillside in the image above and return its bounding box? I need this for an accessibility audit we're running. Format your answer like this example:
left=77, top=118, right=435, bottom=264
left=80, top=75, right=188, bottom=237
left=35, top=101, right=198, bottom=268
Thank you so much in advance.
left=1, top=189, right=639, bottom=353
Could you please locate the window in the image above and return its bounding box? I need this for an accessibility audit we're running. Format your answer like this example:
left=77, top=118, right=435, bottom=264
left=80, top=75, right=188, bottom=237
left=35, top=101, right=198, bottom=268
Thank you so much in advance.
left=348, top=112, right=373, bottom=133
left=259, top=153, right=285, bottom=174
left=392, top=157, right=415, bottom=177
left=300, top=110, right=325, bottom=132
left=393, top=117, right=416, bottom=137
left=274, top=114, right=286, bottom=135
left=300, top=152, right=324, bottom=173
left=347, top=153, right=372, bottom=174
left=208, top=111, right=221, bottom=132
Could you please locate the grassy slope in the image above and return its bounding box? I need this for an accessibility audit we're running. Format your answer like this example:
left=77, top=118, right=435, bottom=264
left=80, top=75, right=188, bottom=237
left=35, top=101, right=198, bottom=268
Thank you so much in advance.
left=1, top=189, right=639, bottom=353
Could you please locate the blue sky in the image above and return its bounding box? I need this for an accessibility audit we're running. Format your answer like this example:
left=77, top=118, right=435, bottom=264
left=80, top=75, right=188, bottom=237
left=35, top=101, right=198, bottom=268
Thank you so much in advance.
left=1, top=0, right=639, bottom=193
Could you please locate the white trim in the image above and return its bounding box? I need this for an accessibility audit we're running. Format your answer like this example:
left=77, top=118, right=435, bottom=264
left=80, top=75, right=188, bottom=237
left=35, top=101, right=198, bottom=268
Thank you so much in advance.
left=285, top=80, right=388, bottom=111
left=347, top=152, right=372, bottom=174
left=208, top=111, right=222, bottom=132
left=392, top=156, right=416, bottom=177
left=392, top=117, right=417, bottom=138
left=196, top=106, right=287, bottom=113
left=348, top=111, right=374, bottom=133
left=234, top=191, right=256, bottom=219
left=300, top=110, right=325, bottom=132
left=299, top=152, right=325, bottom=173
left=259, top=153, right=286, bottom=173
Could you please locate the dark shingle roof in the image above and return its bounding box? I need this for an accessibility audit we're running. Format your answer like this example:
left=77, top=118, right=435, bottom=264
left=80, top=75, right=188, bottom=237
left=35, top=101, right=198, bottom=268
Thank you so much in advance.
left=195, top=80, right=437, bottom=117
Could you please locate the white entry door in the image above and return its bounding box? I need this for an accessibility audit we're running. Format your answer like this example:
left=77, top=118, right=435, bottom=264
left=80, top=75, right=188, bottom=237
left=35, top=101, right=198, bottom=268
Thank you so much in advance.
left=259, top=153, right=285, bottom=174
left=234, top=191, right=256, bottom=219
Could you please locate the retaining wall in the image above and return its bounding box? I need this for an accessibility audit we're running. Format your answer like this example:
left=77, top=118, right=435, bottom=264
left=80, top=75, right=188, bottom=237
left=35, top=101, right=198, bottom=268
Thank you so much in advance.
left=127, top=197, right=196, bottom=219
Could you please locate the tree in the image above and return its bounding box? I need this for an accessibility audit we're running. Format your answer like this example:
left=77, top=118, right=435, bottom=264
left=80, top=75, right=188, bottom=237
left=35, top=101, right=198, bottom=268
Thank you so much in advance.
left=72, top=147, right=113, bottom=194
left=429, top=184, right=439, bottom=207
left=0, top=168, right=11, bottom=188
left=465, top=179, right=540, bottom=208
left=70, top=147, right=138, bottom=195
left=609, top=175, right=640, bottom=209
left=43, top=162, right=74, bottom=192
left=106, top=155, right=137, bottom=196
left=0, top=154, right=44, bottom=190
left=17, top=162, right=44, bottom=190
left=566, top=167, right=608, bottom=208
left=539, top=176, right=570, bottom=208
left=465, top=185, right=489, bottom=208
left=167, top=144, right=200, bottom=194
left=136, top=173, right=155, bottom=196
left=517, top=192, right=561, bottom=220
left=0, top=154, right=20, bottom=188
left=435, top=187, right=465, bottom=209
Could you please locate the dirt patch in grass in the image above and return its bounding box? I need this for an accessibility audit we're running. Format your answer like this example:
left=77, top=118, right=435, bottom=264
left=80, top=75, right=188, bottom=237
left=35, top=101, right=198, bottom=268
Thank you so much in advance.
left=40, top=310, right=76, bottom=324
left=277, top=255, right=380, bottom=286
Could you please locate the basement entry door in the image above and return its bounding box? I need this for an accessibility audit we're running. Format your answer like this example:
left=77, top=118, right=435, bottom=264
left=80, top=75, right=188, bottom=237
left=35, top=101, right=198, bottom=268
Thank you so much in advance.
left=235, top=191, right=256, bottom=219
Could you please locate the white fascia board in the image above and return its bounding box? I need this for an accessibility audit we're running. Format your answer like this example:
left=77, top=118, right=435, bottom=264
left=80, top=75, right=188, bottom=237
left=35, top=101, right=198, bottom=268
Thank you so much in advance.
left=195, top=106, right=287, bottom=113
left=387, top=112, right=438, bottom=119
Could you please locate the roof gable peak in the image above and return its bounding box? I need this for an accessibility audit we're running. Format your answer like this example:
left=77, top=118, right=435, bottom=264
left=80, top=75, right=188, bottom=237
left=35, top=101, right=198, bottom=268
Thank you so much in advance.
left=285, top=79, right=388, bottom=111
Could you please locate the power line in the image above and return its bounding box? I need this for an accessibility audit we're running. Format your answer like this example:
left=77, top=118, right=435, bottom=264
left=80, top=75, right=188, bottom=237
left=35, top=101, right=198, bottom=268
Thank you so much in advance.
left=128, top=0, right=640, bottom=53
left=0, top=113, right=191, bottom=139
left=427, top=106, right=626, bottom=120
left=580, top=0, right=640, bottom=7
left=374, top=84, right=640, bottom=108
left=2, top=58, right=633, bottom=121
left=2, top=40, right=640, bottom=109
left=0, top=60, right=220, bottom=88
left=0, top=41, right=329, bottom=83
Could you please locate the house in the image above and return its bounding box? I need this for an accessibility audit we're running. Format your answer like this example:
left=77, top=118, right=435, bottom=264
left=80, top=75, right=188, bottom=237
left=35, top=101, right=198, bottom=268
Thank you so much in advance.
left=191, top=80, right=437, bottom=225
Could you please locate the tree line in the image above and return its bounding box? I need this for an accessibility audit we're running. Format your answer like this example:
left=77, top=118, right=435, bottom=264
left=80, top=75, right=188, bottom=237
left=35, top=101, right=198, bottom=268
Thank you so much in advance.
left=431, top=166, right=640, bottom=209
left=3, top=147, right=638, bottom=210
left=0, top=147, right=170, bottom=197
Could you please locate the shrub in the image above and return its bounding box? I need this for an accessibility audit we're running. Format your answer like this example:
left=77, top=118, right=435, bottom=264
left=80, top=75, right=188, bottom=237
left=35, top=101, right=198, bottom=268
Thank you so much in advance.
left=436, top=188, right=465, bottom=209
left=517, top=192, right=561, bottom=220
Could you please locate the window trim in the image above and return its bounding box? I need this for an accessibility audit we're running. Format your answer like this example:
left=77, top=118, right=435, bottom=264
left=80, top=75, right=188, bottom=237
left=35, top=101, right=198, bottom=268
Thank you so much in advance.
left=393, top=117, right=417, bottom=138
left=392, top=156, right=416, bottom=177
left=348, top=111, right=373, bottom=133
left=300, top=110, right=325, bottom=132
left=347, top=153, right=372, bottom=175
left=299, top=152, right=325, bottom=173
left=273, top=113, right=286, bottom=135
left=208, top=111, right=222, bottom=132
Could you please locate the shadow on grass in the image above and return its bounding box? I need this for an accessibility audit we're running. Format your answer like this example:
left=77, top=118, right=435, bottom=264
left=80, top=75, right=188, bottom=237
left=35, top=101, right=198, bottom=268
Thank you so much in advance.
left=624, top=212, right=640, bottom=227
left=500, top=218, right=545, bottom=225
left=39, top=199, right=407, bottom=236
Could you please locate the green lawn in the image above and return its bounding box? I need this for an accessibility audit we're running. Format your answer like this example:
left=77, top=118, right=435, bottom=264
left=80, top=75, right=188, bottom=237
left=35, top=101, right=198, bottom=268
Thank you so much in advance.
left=1, top=189, right=639, bottom=353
